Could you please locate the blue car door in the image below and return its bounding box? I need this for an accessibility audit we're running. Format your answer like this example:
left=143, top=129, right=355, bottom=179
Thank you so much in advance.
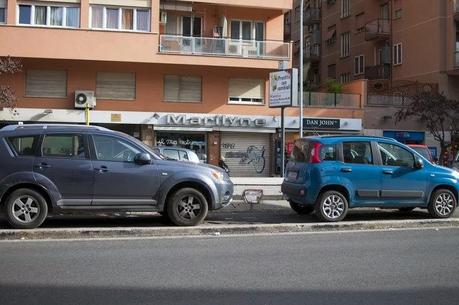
left=375, top=141, right=427, bottom=206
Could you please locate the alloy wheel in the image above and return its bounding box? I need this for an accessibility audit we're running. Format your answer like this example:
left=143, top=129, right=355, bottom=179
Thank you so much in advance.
left=11, top=196, right=40, bottom=224
left=434, top=192, right=455, bottom=217
left=322, top=194, right=345, bottom=219
left=177, top=195, right=202, bottom=220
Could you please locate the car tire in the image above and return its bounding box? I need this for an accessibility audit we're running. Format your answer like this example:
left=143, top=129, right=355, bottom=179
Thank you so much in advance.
left=315, top=190, right=348, bottom=222
left=4, top=188, right=48, bottom=229
left=398, top=207, right=415, bottom=213
left=428, top=189, right=457, bottom=219
left=289, top=201, right=314, bottom=215
left=166, top=188, right=208, bottom=226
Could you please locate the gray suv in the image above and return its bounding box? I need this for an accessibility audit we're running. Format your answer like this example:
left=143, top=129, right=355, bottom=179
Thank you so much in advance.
left=0, top=124, right=233, bottom=229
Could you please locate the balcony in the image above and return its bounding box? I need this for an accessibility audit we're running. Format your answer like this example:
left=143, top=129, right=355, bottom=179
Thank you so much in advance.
left=159, top=35, right=290, bottom=60
left=365, top=19, right=390, bottom=41
left=304, top=92, right=362, bottom=108
left=367, top=95, right=413, bottom=107
left=365, top=64, right=391, bottom=80
left=304, top=44, right=320, bottom=62
left=455, top=0, right=459, bottom=20
left=304, top=8, right=321, bottom=25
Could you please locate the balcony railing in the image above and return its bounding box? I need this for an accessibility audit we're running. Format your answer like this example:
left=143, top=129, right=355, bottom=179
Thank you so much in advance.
left=159, top=35, right=290, bottom=60
left=304, top=92, right=361, bottom=108
left=365, top=19, right=390, bottom=41
left=367, top=95, right=413, bottom=107
left=304, top=8, right=321, bottom=25
left=365, top=64, right=391, bottom=80
left=305, top=44, right=320, bottom=61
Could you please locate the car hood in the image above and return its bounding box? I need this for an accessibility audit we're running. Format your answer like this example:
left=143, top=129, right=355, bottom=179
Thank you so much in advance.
left=432, top=164, right=459, bottom=177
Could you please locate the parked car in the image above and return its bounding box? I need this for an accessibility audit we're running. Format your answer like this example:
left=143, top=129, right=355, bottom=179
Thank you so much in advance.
left=0, top=124, right=233, bottom=229
left=153, top=146, right=201, bottom=163
left=408, top=144, right=434, bottom=163
left=282, top=135, right=459, bottom=222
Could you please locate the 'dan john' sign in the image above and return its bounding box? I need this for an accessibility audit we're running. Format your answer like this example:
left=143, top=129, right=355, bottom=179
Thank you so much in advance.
left=303, top=118, right=340, bottom=129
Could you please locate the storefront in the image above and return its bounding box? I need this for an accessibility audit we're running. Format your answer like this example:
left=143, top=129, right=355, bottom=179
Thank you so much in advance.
left=383, top=130, right=425, bottom=144
left=154, top=131, right=207, bottom=162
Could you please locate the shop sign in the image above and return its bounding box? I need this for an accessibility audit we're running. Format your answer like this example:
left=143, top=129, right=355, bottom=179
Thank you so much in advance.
left=303, top=118, right=340, bottom=129
left=165, top=114, right=267, bottom=128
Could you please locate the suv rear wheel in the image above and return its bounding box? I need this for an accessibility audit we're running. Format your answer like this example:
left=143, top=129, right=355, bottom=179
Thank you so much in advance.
left=289, top=201, right=314, bottom=215
left=4, top=188, right=48, bottom=229
left=315, top=190, right=348, bottom=222
left=428, top=189, right=457, bottom=218
left=167, top=188, right=208, bottom=226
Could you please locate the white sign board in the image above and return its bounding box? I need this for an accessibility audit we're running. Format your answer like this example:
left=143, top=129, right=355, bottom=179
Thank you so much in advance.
left=269, top=69, right=298, bottom=108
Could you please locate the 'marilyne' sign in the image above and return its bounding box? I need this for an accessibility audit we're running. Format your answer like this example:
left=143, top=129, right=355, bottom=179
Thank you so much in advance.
left=165, top=114, right=267, bottom=127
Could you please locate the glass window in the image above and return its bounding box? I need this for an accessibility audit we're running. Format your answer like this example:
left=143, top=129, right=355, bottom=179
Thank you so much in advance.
left=42, top=135, right=86, bottom=158
left=378, top=143, right=414, bottom=167
left=121, top=8, right=133, bottom=30
left=242, top=21, right=252, bottom=40
left=162, top=149, right=180, bottom=161
left=179, top=150, right=189, bottom=161
left=50, top=6, right=63, bottom=26
left=8, top=136, right=38, bottom=156
left=230, top=20, right=240, bottom=39
left=136, top=9, right=149, bottom=31
left=34, top=6, right=47, bottom=25
left=290, top=140, right=310, bottom=163
left=343, top=142, right=373, bottom=164
left=93, top=135, right=141, bottom=162
left=19, top=5, right=32, bottom=24
left=66, top=7, right=80, bottom=28
left=91, top=5, right=103, bottom=28
left=0, top=7, right=5, bottom=23
left=106, top=8, right=119, bottom=29
left=320, top=145, right=337, bottom=161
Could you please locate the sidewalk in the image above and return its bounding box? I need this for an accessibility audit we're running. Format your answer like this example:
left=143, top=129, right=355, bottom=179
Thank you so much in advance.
left=231, top=177, right=283, bottom=200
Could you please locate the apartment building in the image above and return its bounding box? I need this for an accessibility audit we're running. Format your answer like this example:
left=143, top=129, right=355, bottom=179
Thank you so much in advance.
left=288, top=0, right=459, bottom=157
left=0, top=0, right=307, bottom=177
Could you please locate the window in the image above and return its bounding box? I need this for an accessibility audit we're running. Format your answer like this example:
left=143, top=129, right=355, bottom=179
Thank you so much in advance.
left=164, top=75, right=202, bottom=102
left=354, top=54, right=364, bottom=75
left=18, top=4, right=80, bottom=28
left=230, top=20, right=264, bottom=41
left=96, top=72, right=135, bottom=100
left=341, top=0, right=350, bottom=18
left=7, top=136, right=38, bottom=156
left=327, top=64, right=336, bottom=79
left=340, top=32, right=350, bottom=57
left=228, top=79, right=264, bottom=105
left=355, top=12, right=364, bottom=33
left=320, top=145, right=337, bottom=161
left=378, top=143, right=414, bottom=167
left=340, top=73, right=351, bottom=84
left=42, top=135, right=86, bottom=159
left=326, top=25, right=337, bottom=45
left=93, top=135, right=142, bottom=163
left=0, top=0, right=6, bottom=23
left=343, top=142, right=373, bottom=164
left=380, top=3, right=390, bottom=20
left=162, top=149, right=180, bottom=161
left=26, top=70, right=67, bottom=98
left=394, top=0, right=402, bottom=19
left=393, top=43, right=403, bottom=65
left=90, top=6, right=150, bottom=32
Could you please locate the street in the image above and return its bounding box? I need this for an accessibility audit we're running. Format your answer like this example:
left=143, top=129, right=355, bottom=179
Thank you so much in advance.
left=1, top=228, right=459, bottom=305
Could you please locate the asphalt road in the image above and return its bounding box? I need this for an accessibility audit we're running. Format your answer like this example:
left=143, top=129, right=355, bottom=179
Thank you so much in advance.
left=1, top=229, right=459, bottom=305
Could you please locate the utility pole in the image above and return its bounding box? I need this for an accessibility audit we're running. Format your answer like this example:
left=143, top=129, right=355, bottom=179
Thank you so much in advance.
left=299, top=0, right=304, bottom=138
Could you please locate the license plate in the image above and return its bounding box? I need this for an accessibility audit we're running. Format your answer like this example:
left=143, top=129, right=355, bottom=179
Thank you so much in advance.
left=287, top=171, right=298, bottom=180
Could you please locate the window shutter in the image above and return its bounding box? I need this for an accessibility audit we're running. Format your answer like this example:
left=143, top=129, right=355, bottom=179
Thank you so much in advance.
left=26, top=70, right=67, bottom=98
left=96, top=72, right=135, bottom=100
left=164, top=75, right=201, bottom=102
left=229, top=79, right=264, bottom=99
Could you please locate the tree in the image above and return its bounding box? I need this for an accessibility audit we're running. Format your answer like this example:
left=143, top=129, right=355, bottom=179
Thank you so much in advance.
left=395, top=91, right=459, bottom=164
left=0, top=56, right=22, bottom=109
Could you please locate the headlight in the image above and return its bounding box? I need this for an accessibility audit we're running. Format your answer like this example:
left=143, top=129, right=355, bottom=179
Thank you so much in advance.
left=211, top=171, right=224, bottom=181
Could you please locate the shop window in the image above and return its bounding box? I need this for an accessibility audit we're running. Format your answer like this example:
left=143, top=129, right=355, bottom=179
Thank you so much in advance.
left=18, top=3, right=80, bottom=28
left=26, top=70, right=67, bottom=98
left=155, top=132, right=207, bottom=163
left=228, top=79, right=264, bottom=105
left=96, top=72, right=136, bottom=100
left=164, top=75, right=202, bottom=102
left=90, top=5, right=150, bottom=32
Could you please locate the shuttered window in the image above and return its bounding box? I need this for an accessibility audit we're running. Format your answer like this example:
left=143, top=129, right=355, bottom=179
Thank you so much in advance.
left=26, top=70, right=67, bottom=98
left=228, top=78, right=264, bottom=104
left=96, top=72, right=136, bottom=100
left=164, top=75, right=202, bottom=102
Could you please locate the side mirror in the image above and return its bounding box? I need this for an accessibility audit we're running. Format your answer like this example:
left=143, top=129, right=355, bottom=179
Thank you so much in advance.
left=415, top=158, right=424, bottom=169
left=134, top=153, right=152, bottom=165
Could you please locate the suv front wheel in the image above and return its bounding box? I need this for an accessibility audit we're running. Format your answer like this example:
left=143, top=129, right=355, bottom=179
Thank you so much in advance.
left=4, top=188, right=48, bottom=229
left=428, top=189, right=457, bottom=218
left=315, top=190, right=348, bottom=222
left=167, top=188, right=209, bottom=226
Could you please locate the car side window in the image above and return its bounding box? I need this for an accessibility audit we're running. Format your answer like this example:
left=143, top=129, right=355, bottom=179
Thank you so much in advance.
left=162, top=149, right=179, bottom=161
left=180, top=151, right=189, bottom=161
left=93, top=135, right=141, bottom=163
left=7, top=136, right=39, bottom=156
left=378, top=143, right=414, bottom=167
left=343, top=142, right=373, bottom=165
left=320, top=144, right=336, bottom=161
left=42, top=134, right=87, bottom=159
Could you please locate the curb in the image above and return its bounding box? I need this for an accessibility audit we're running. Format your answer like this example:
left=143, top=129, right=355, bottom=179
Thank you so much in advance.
left=1, top=218, right=459, bottom=241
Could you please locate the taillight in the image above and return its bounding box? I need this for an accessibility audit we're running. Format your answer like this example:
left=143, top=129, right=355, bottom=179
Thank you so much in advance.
left=310, top=142, right=322, bottom=164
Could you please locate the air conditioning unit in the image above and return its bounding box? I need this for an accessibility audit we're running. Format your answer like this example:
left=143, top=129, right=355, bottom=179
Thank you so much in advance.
left=74, top=91, right=96, bottom=109
left=160, top=11, right=168, bottom=24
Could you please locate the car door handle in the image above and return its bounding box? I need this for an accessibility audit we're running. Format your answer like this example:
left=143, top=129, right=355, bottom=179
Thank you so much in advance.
left=383, top=169, right=394, bottom=175
left=340, top=167, right=352, bottom=173
left=94, top=166, right=108, bottom=173
left=34, top=163, right=51, bottom=170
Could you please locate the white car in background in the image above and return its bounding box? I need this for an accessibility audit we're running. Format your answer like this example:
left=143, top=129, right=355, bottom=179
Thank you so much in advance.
left=153, top=146, right=201, bottom=163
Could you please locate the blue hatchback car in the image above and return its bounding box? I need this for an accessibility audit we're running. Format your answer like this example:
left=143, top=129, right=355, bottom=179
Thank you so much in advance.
left=281, top=136, right=459, bottom=222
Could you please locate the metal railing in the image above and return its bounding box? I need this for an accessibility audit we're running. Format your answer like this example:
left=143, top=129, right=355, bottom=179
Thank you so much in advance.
left=365, top=64, right=391, bottom=80
left=365, top=19, right=390, bottom=41
left=304, top=92, right=361, bottom=108
left=305, top=44, right=320, bottom=61
left=304, top=8, right=321, bottom=25
left=367, top=95, right=413, bottom=107
left=159, top=35, right=290, bottom=60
